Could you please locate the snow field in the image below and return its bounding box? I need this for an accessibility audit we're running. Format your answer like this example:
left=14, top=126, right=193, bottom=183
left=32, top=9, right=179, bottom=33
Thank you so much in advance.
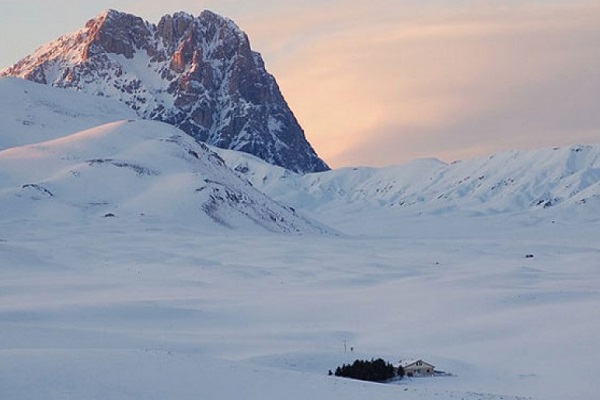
left=1, top=214, right=598, bottom=399
left=0, top=77, right=599, bottom=399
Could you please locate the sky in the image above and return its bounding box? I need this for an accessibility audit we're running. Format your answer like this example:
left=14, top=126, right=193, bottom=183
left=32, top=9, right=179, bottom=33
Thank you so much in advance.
left=1, top=0, right=599, bottom=168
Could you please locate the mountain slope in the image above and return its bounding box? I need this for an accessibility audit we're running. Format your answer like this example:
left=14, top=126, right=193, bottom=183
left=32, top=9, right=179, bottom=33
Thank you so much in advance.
left=0, top=77, right=137, bottom=150
left=218, top=143, right=600, bottom=218
left=1, top=9, right=329, bottom=174
left=0, top=118, right=331, bottom=234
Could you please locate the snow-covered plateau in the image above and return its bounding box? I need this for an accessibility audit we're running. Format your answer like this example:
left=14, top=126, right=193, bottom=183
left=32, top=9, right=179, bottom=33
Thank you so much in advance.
left=1, top=77, right=599, bottom=400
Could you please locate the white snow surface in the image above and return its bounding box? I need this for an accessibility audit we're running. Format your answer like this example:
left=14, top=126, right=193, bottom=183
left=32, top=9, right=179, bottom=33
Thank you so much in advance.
left=0, top=78, right=328, bottom=235
left=217, top=144, right=600, bottom=231
left=1, top=77, right=600, bottom=400
left=0, top=77, right=136, bottom=150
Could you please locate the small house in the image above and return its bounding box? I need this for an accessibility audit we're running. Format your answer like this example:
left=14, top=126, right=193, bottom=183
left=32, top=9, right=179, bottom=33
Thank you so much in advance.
left=400, top=359, right=435, bottom=377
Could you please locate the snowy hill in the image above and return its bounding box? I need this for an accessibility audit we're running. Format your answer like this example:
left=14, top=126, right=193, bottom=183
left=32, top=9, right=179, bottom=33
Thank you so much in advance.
left=1, top=9, right=329, bottom=173
left=0, top=119, right=329, bottom=234
left=0, top=77, right=136, bottom=150
left=219, top=143, right=600, bottom=221
left=0, top=78, right=328, bottom=234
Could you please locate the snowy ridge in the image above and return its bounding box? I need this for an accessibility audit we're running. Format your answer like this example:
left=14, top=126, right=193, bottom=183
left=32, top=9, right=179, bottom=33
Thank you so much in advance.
left=0, top=122, right=330, bottom=234
left=0, top=77, right=329, bottom=234
left=0, top=77, right=136, bottom=150
left=219, top=144, right=600, bottom=217
left=1, top=9, right=329, bottom=173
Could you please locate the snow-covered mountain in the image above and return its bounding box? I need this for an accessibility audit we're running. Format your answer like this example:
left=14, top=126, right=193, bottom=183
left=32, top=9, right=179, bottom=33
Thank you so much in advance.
left=218, top=143, right=600, bottom=218
left=1, top=9, right=329, bottom=174
left=2, top=74, right=598, bottom=236
left=0, top=78, right=329, bottom=234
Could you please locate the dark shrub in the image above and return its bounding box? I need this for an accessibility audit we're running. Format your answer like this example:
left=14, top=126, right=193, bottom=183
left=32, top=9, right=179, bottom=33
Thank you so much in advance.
left=334, top=358, right=397, bottom=382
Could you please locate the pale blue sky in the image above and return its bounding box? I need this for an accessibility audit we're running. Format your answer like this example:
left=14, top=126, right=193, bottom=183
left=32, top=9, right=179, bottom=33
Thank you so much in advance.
left=1, top=0, right=599, bottom=167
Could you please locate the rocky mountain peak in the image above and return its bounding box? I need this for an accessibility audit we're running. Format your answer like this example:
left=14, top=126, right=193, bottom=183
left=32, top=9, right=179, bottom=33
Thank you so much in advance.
left=1, top=9, right=329, bottom=174
left=83, top=9, right=153, bottom=60
left=157, top=12, right=195, bottom=47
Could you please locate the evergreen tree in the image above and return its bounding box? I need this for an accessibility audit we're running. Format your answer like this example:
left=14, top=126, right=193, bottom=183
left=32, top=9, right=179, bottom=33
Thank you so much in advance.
left=396, top=365, right=405, bottom=378
left=333, top=358, right=397, bottom=382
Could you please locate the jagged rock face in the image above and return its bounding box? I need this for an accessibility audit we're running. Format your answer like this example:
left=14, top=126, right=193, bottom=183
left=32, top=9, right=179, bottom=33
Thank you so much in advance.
left=1, top=9, right=329, bottom=174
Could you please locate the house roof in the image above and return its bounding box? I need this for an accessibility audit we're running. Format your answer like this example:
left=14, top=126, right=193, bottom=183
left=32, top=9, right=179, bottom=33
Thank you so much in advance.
left=399, top=359, right=435, bottom=369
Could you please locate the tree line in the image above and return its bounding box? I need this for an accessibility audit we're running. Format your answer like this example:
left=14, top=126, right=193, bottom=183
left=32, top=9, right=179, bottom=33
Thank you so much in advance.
left=333, top=358, right=404, bottom=382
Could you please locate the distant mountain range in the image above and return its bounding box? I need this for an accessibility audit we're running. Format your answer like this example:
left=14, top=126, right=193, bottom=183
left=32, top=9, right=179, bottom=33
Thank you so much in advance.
left=218, top=138, right=600, bottom=219
left=1, top=9, right=329, bottom=174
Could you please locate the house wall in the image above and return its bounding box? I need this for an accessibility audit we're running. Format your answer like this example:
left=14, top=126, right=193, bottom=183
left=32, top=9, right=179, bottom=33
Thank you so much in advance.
left=403, top=361, right=434, bottom=376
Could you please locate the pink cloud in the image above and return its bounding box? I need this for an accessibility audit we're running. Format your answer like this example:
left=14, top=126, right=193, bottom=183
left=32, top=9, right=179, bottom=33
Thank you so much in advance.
left=239, top=1, right=600, bottom=167
left=3, top=1, right=599, bottom=168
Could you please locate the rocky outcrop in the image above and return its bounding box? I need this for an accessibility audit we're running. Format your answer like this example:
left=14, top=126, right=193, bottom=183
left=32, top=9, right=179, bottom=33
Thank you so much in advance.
left=83, top=11, right=153, bottom=59
left=1, top=9, right=329, bottom=174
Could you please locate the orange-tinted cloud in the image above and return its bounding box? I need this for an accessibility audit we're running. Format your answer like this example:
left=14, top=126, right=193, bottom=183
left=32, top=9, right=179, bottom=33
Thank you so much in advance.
left=240, top=0, right=600, bottom=167
left=4, top=1, right=599, bottom=168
